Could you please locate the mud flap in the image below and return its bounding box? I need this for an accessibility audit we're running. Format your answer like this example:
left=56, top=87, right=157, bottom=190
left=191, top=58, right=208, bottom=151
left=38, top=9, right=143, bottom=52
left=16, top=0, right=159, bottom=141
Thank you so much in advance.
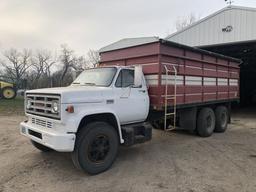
left=179, top=107, right=197, bottom=131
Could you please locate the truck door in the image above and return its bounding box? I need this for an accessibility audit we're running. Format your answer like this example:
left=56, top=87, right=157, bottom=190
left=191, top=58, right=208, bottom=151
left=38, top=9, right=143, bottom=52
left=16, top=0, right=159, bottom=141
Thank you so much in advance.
left=113, top=69, right=149, bottom=124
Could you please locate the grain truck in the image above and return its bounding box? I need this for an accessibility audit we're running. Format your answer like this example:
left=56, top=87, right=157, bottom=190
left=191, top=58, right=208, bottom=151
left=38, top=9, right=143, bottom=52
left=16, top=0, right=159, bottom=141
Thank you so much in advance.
left=20, top=39, right=240, bottom=174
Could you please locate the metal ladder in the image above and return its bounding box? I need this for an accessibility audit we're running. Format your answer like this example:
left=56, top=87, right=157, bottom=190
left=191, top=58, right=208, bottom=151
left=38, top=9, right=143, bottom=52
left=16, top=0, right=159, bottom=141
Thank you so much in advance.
left=163, top=65, right=177, bottom=131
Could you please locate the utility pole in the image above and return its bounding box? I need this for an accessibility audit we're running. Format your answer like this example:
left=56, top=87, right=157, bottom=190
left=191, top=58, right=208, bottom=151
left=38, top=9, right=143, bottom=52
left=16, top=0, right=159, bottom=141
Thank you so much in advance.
left=225, top=0, right=234, bottom=5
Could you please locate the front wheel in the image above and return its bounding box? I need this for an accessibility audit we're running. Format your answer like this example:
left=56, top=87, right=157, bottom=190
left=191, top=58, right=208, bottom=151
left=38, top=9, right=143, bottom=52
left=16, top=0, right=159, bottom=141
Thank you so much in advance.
left=71, top=122, right=119, bottom=175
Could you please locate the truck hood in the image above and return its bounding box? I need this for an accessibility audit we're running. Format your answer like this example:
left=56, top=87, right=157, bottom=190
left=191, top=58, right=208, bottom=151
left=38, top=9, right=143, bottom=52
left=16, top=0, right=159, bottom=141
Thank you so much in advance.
left=26, top=86, right=112, bottom=104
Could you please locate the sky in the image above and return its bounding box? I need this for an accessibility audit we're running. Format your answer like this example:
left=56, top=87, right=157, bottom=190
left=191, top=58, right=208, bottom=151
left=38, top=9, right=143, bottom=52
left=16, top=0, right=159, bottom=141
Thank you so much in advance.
left=0, top=0, right=256, bottom=55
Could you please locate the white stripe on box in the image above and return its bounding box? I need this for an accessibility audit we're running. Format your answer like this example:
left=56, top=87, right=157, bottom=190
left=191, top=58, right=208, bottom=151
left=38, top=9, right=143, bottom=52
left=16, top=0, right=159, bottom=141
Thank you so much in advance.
left=186, top=65, right=202, bottom=70
left=145, top=79, right=158, bottom=85
left=161, top=75, right=184, bottom=85
left=204, top=68, right=216, bottom=72
left=186, top=93, right=202, bottom=96
left=185, top=76, right=202, bottom=85
left=145, top=75, right=184, bottom=86
left=204, top=93, right=216, bottom=95
left=229, top=79, right=238, bottom=86
left=204, top=77, right=216, bottom=85
left=218, top=78, right=228, bottom=85
left=145, top=75, right=238, bottom=87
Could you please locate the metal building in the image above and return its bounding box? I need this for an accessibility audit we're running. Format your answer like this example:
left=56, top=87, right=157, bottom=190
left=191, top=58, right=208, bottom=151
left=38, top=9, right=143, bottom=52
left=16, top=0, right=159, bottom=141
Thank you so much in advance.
left=166, top=6, right=256, bottom=47
left=166, top=5, right=256, bottom=106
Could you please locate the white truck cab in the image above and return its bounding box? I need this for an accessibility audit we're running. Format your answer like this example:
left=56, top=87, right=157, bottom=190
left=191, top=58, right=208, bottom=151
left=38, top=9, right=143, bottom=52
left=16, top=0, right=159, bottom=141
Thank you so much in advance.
left=20, top=66, right=152, bottom=174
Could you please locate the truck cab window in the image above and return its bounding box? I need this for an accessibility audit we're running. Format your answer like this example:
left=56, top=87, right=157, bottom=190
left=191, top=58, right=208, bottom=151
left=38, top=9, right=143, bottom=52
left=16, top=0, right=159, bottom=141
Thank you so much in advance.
left=115, top=69, right=134, bottom=87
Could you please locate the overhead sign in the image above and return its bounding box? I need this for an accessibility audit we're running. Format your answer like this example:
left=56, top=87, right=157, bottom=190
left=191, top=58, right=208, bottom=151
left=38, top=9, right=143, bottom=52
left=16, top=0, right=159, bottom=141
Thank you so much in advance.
left=222, top=25, right=233, bottom=32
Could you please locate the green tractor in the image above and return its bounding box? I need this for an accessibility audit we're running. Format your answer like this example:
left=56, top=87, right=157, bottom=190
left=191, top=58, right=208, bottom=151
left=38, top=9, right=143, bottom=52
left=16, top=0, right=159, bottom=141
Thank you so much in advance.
left=0, top=80, right=17, bottom=99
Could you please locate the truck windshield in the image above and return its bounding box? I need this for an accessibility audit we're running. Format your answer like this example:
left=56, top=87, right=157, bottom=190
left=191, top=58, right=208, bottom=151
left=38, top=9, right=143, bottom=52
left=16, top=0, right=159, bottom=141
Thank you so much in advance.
left=72, top=67, right=117, bottom=87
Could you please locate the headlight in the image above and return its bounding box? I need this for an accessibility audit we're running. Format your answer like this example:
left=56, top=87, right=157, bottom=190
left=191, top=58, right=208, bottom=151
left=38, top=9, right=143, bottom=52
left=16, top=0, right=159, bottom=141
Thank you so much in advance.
left=51, top=101, right=59, bottom=113
left=26, top=99, right=32, bottom=109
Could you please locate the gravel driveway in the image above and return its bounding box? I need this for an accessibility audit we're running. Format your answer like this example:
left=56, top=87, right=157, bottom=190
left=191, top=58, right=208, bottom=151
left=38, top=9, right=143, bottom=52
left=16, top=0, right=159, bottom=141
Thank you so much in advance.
left=0, top=108, right=256, bottom=192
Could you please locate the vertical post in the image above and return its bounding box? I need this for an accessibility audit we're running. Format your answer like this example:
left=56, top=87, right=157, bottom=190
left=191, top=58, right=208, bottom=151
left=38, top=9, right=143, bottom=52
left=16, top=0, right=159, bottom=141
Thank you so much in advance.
left=164, top=65, right=168, bottom=131
left=173, top=65, right=177, bottom=130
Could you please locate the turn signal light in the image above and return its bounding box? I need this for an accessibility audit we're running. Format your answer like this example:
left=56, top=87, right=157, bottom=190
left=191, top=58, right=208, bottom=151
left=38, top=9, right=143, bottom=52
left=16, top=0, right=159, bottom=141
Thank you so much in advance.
left=65, top=105, right=74, bottom=113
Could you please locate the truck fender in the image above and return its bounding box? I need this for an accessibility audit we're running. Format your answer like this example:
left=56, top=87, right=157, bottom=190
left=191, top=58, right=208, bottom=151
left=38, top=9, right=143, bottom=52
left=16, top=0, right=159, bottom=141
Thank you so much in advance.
left=77, top=111, right=124, bottom=144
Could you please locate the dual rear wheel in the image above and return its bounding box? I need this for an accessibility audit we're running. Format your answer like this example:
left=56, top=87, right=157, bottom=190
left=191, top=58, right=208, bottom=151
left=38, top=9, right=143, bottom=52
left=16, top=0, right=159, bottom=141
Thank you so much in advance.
left=197, top=106, right=228, bottom=137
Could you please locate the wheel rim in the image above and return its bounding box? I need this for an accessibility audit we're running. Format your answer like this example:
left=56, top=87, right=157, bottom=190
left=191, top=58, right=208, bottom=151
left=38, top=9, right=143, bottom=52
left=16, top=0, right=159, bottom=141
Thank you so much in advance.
left=3, top=88, right=15, bottom=99
left=88, top=134, right=110, bottom=163
left=221, top=112, right=227, bottom=127
left=206, top=115, right=212, bottom=128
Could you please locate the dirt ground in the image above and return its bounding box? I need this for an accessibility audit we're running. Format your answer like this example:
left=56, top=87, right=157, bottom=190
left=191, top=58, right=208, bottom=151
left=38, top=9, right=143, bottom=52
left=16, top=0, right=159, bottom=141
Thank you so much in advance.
left=0, top=108, right=256, bottom=192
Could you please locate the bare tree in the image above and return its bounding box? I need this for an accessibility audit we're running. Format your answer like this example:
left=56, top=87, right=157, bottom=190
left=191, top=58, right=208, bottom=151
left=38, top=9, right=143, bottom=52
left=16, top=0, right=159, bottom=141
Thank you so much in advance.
left=28, top=50, right=56, bottom=88
left=59, top=44, right=77, bottom=86
left=29, top=53, right=45, bottom=88
left=0, top=46, right=100, bottom=88
left=176, top=13, right=200, bottom=31
left=40, top=50, right=56, bottom=87
left=1, top=49, right=32, bottom=88
left=86, top=49, right=100, bottom=68
left=73, top=56, right=86, bottom=71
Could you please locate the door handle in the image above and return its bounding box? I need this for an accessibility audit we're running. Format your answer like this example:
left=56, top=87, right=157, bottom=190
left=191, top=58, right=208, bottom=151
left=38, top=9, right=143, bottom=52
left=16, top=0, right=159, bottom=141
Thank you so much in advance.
left=139, top=90, right=146, bottom=93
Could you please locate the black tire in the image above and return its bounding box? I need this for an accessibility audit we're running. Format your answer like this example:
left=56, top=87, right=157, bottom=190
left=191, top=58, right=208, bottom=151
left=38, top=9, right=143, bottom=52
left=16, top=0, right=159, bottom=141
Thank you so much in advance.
left=152, top=119, right=165, bottom=129
left=197, top=107, right=215, bottom=137
left=71, top=122, right=119, bottom=175
left=31, top=140, right=53, bottom=152
left=2, top=86, right=17, bottom=99
left=214, top=106, right=228, bottom=133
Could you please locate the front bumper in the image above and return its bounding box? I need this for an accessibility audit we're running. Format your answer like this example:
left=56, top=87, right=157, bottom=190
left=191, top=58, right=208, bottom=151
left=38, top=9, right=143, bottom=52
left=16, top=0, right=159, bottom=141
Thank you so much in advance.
left=20, top=121, right=75, bottom=152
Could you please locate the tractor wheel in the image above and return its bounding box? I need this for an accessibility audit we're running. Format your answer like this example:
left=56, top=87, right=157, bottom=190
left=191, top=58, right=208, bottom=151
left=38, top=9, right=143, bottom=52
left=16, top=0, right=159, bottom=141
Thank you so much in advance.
left=2, top=86, right=17, bottom=99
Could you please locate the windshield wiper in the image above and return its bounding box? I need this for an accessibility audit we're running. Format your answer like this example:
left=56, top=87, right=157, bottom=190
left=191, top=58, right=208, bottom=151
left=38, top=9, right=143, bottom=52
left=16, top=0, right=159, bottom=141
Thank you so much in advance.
left=72, top=82, right=80, bottom=84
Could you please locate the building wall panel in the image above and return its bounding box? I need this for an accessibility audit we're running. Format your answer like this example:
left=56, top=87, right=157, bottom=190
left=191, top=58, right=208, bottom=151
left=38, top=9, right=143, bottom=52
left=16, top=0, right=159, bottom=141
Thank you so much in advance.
left=167, top=7, right=256, bottom=47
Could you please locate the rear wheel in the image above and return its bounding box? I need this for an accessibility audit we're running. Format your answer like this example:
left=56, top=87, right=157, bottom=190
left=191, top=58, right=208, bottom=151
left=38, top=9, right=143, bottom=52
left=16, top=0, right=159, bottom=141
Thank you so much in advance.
left=71, top=122, right=119, bottom=175
left=31, top=140, right=53, bottom=152
left=197, top=107, right=215, bottom=137
left=214, top=106, right=228, bottom=133
left=152, top=119, right=165, bottom=129
left=2, top=86, right=16, bottom=99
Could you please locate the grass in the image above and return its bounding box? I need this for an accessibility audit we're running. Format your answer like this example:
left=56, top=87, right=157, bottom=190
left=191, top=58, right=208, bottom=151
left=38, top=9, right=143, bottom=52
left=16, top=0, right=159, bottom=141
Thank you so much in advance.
left=0, top=96, right=25, bottom=116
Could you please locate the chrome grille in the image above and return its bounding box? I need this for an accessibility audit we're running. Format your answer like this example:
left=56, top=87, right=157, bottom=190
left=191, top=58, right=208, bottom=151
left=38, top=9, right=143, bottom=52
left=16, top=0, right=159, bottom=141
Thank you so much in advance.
left=31, top=117, right=53, bottom=128
left=26, top=94, right=61, bottom=120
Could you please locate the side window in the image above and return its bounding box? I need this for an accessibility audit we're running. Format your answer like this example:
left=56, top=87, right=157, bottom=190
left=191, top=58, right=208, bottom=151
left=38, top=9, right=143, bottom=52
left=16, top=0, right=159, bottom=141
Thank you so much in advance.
left=115, top=69, right=134, bottom=88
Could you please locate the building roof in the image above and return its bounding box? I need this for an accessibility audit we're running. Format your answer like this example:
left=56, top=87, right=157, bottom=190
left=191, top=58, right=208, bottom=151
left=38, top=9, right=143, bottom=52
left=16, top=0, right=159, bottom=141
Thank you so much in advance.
left=99, top=36, right=159, bottom=53
left=166, top=5, right=256, bottom=39
left=165, top=5, right=256, bottom=47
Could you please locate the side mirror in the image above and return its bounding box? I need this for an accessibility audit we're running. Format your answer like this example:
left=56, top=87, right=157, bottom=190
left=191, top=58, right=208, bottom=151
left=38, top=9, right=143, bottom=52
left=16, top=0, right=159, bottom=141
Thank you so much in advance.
left=134, top=65, right=143, bottom=87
